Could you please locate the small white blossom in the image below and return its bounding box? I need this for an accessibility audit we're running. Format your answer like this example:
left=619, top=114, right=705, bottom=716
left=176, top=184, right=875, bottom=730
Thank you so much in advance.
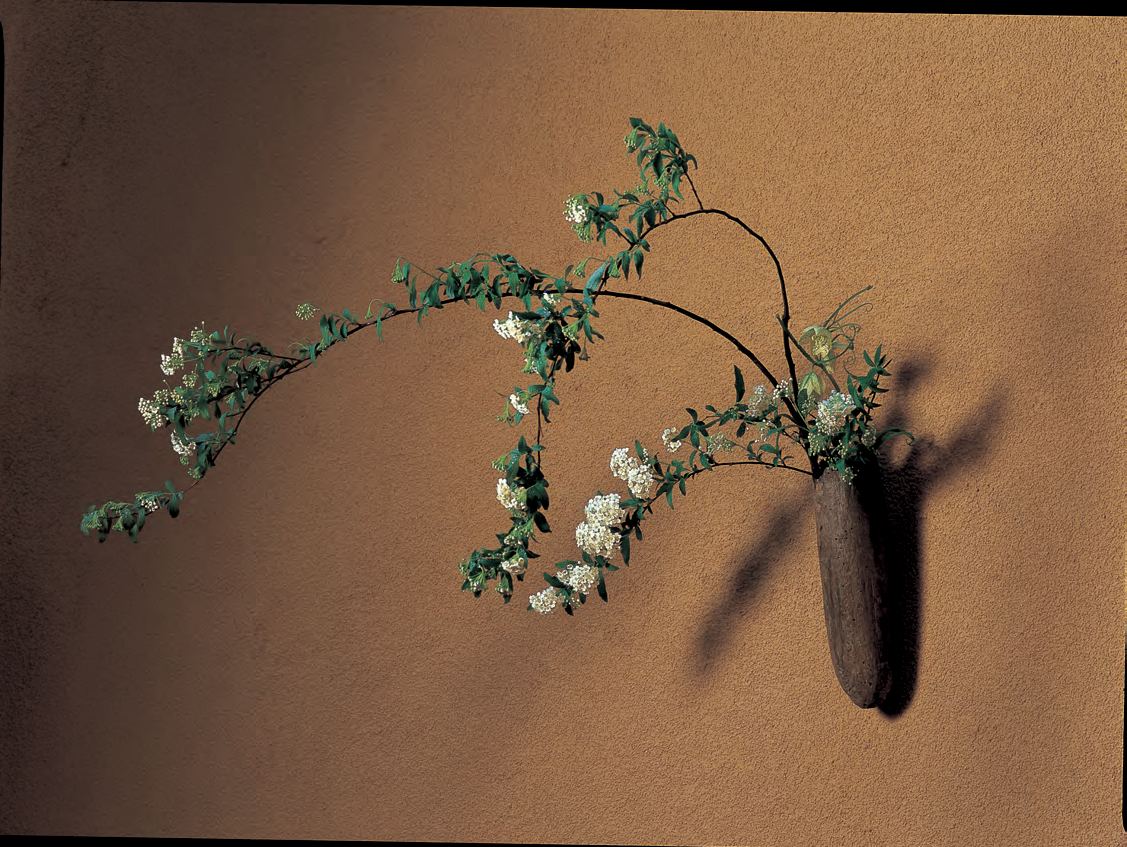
left=136, top=495, right=160, bottom=514
left=170, top=431, right=195, bottom=457
left=509, top=393, right=530, bottom=416
left=530, top=587, right=558, bottom=615
left=138, top=397, right=164, bottom=429
left=493, top=312, right=533, bottom=344
left=661, top=427, right=682, bottom=453
left=610, top=446, right=653, bottom=498
left=497, top=478, right=525, bottom=511
left=705, top=432, right=736, bottom=455
left=748, top=384, right=769, bottom=415
left=540, top=291, right=561, bottom=307
left=502, top=555, right=526, bottom=576
left=771, top=379, right=793, bottom=403
left=564, top=196, right=588, bottom=225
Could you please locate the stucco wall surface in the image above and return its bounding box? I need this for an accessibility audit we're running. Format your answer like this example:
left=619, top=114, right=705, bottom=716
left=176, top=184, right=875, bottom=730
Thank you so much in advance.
left=1, top=5, right=1124, bottom=844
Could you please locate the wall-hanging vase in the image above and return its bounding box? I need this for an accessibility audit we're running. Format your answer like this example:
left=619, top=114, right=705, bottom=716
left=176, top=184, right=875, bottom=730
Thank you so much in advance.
left=813, top=466, right=892, bottom=708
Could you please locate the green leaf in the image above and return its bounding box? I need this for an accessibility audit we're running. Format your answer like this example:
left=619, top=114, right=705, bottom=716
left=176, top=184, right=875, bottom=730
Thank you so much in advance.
left=734, top=366, right=745, bottom=402
left=597, top=571, right=608, bottom=602
left=621, top=534, right=631, bottom=565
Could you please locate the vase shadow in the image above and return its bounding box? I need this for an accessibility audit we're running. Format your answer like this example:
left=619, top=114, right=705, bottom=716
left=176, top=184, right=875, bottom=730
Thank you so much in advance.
left=876, top=361, right=1006, bottom=717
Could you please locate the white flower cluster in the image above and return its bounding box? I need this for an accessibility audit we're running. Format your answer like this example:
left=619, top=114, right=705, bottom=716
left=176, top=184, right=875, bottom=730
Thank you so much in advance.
left=160, top=336, right=187, bottom=376
left=509, top=393, right=530, bottom=416
left=816, top=391, right=856, bottom=436
left=170, top=431, right=195, bottom=457
left=502, top=555, right=526, bottom=576
left=705, top=432, right=736, bottom=455
left=610, top=447, right=654, bottom=498
left=575, top=493, right=626, bottom=560
left=661, top=427, right=682, bottom=453
left=564, top=196, right=593, bottom=243
left=530, top=587, right=558, bottom=615
left=497, top=478, right=525, bottom=511
left=493, top=312, right=533, bottom=344
left=747, top=384, right=769, bottom=415
left=137, top=495, right=160, bottom=514
left=564, top=196, right=588, bottom=225
left=138, top=396, right=164, bottom=429
left=540, top=291, right=561, bottom=307
left=559, top=563, right=599, bottom=597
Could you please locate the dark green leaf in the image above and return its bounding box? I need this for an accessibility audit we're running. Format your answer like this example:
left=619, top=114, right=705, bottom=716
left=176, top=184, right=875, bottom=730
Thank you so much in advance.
left=544, top=572, right=567, bottom=590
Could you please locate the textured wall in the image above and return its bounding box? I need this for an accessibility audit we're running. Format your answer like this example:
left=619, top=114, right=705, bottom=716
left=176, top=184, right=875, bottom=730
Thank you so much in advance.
left=1, top=5, right=1124, bottom=844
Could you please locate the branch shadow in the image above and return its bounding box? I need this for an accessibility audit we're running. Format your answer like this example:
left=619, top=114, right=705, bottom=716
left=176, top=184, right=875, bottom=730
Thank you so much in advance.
left=690, top=495, right=807, bottom=677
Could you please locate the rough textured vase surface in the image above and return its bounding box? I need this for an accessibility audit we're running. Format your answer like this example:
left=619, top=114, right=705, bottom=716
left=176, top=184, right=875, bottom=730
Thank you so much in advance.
left=812, top=468, right=891, bottom=708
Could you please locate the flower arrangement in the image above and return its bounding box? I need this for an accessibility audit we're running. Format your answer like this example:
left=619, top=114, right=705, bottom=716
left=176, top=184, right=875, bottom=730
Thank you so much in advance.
left=81, top=118, right=912, bottom=625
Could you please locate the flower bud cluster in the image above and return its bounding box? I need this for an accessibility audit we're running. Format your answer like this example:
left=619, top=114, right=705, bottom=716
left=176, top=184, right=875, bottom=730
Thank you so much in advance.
left=610, top=447, right=654, bottom=498
left=575, top=493, right=626, bottom=560
left=295, top=303, right=319, bottom=321
left=771, top=379, right=793, bottom=403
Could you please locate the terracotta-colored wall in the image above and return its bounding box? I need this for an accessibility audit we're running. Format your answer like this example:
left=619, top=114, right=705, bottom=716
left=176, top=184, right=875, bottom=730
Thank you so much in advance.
left=1, top=5, right=1124, bottom=843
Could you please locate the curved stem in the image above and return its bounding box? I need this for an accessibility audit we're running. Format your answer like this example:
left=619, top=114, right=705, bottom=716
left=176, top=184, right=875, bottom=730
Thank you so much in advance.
left=637, top=207, right=806, bottom=442
left=569, top=287, right=779, bottom=388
